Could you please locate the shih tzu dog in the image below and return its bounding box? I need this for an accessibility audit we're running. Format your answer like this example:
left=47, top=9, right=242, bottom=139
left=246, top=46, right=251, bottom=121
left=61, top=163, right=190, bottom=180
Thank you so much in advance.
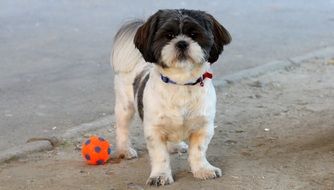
left=111, top=9, right=231, bottom=186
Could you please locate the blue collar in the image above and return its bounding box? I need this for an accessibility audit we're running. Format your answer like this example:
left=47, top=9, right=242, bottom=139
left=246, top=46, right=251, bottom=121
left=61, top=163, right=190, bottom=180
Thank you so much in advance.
left=160, top=72, right=213, bottom=87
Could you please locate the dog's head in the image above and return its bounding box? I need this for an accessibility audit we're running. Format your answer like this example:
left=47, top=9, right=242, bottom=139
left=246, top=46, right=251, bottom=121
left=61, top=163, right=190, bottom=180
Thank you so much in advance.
left=134, top=9, right=231, bottom=68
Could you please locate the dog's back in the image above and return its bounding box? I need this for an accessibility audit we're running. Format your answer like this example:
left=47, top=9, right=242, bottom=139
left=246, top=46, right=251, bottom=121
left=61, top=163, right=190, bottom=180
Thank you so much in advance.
left=111, top=20, right=145, bottom=74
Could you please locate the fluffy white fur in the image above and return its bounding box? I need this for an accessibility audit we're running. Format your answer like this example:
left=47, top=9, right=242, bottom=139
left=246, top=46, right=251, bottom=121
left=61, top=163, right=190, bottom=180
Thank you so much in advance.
left=112, top=24, right=221, bottom=185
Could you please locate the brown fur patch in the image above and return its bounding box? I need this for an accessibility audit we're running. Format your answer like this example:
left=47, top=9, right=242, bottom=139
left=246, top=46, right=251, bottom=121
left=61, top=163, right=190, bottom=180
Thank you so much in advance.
left=189, top=128, right=207, bottom=146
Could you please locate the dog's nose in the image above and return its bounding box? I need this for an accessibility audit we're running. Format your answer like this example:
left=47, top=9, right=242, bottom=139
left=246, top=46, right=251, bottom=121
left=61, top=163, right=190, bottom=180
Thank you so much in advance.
left=176, top=40, right=188, bottom=50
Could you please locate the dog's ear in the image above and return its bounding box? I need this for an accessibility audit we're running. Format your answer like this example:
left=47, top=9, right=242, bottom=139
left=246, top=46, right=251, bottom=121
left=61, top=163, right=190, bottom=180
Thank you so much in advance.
left=134, top=11, right=160, bottom=63
left=206, top=14, right=232, bottom=64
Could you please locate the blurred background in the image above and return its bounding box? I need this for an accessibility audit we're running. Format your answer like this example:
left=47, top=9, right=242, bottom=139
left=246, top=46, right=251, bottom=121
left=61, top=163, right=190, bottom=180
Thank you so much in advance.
left=0, top=0, right=334, bottom=151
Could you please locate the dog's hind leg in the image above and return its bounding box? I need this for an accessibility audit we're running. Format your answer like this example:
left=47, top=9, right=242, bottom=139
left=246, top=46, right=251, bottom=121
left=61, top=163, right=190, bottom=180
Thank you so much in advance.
left=114, top=74, right=138, bottom=159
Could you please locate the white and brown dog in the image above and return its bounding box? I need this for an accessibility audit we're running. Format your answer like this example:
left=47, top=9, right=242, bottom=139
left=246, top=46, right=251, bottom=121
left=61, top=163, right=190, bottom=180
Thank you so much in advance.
left=111, top=9, right=231, bottom=186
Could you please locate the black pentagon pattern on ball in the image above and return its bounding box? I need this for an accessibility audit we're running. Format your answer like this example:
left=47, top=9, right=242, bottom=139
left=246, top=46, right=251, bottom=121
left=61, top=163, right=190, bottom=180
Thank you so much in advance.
left=95, top=146, right=101, bottom=153
left=108, top=147, right=111, bottom=155
left=98, top=137, right=105, bottom=141
left=85, top=154, right=90, bottom=160
left=85, top=139, right=90, bottom=145
left=96, top=160, right=104, bottom=165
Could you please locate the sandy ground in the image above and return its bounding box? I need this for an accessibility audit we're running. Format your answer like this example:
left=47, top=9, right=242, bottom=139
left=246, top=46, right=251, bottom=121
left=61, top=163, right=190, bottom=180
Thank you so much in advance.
left=1, top=59, right=334, bottom=190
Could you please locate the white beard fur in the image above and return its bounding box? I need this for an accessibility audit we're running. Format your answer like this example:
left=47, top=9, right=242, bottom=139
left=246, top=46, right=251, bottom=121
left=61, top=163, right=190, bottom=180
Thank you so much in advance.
left=111, top=21, right=221, bottom=185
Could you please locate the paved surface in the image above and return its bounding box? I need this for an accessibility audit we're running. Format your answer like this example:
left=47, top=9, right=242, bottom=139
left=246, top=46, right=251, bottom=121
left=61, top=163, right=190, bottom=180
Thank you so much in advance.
left=0, top=0, right=334, bottom=151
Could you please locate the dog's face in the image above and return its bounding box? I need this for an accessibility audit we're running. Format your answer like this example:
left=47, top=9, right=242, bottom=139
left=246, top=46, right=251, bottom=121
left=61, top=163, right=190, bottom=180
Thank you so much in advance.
left=134, top=9, right=231, bottom=68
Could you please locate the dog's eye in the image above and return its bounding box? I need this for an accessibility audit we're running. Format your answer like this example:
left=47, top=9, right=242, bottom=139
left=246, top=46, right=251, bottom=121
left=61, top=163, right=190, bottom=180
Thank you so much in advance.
left=190, top=33, right=197, bottom=38
left=166, top=33, right=175, bottom=39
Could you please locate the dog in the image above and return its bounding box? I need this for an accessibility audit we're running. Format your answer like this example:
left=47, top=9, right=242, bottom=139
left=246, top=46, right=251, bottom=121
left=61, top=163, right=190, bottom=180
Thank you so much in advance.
left=111, top=9, right=231, bottom=186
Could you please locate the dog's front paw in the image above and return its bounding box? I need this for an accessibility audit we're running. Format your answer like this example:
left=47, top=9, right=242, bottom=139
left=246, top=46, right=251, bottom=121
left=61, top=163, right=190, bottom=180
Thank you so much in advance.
left=146, top=173, right=174, bottom=186
left=167, top=141, right=188, bottom=154
left=116, top=147, right=138, bottom=160
left=193, top=166, right=222, bottom=180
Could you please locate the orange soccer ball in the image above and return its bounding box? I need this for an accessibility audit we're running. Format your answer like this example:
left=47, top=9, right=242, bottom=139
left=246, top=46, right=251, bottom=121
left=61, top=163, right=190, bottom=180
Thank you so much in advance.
left=81, top=136, right=111, bottom=165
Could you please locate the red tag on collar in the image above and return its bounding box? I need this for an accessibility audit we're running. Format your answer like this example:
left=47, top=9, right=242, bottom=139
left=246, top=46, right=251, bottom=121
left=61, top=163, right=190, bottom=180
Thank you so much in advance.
left=199, top=72, right=213, bottom=87
left=203, top=72, right=213, bottom=80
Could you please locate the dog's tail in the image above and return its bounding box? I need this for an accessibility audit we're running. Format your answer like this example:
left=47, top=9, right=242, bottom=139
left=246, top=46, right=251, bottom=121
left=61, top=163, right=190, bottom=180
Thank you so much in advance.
left=111, top=20, right=144, bottom=73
